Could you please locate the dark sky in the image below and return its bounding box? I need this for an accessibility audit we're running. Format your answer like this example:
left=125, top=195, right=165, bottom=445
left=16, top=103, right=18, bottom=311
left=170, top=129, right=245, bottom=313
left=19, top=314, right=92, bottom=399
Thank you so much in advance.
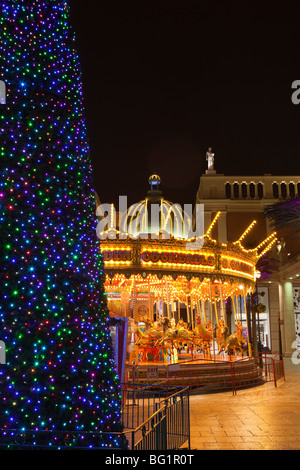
left=70, top=0, right=300, bottom=207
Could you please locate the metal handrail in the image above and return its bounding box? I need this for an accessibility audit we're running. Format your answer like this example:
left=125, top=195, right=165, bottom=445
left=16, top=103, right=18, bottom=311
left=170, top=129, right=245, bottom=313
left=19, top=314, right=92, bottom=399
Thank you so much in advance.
left=126, top=386, right=190, bottom=450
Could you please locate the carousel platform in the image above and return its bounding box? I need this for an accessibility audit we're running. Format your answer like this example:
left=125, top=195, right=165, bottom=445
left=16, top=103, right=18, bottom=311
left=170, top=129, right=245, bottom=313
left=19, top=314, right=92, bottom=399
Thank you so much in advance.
left=126, top=353, right=264, bottom=392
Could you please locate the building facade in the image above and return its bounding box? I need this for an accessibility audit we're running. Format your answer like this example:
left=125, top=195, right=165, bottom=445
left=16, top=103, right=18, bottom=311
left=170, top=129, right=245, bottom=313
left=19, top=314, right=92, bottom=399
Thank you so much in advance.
left=195, top=169, right=300, bottom=357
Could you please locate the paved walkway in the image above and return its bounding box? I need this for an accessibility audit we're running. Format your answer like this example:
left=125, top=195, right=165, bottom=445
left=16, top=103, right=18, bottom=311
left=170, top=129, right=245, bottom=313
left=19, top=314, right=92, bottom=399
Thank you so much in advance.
left=185, top=358, right=300, bottom=450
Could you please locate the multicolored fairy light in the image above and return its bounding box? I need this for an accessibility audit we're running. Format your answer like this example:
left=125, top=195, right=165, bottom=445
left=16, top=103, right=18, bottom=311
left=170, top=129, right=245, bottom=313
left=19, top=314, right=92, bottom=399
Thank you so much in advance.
left=0, top=0, right=124, bottom=449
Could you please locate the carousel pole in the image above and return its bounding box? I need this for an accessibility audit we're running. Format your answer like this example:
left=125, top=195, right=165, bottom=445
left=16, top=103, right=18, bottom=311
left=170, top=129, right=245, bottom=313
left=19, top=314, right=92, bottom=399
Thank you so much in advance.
left=132, top=276, right=137, bottom=321
left=191, top=296, right=195, bottom=330
left=197, top=297, right=204, bottom=324
left=178, top=298, right=182, bottom=324
left=191, top=297, right=195, bottom=330
left=186, top=295, right=190, bottom=325
left=239, top=291, right=243, bottom=322
left=236, top=293, right=241, bottom=321
left=165, top=280, right=170, bottom=319
left=209, top=280, right=215, bottom=360
left=219, top=284, right=226, bottom=323
left=148, top=278, right=152, bottom=321
left=124, top=290, right=127, bottom=317
left=159, top=287, right=162, bottom=318
left=196, top=299, right=200, bottom=323
left=196, top=299, right=201, bottom=323
left=243, top=287, right=252, bottom=358
left=201, top=299, right=206, bottom=324
left=170, top=291, right=174, bottom=319
left=214, top=300, right=219, bottom=324
left=232, top=295, right=238, bottom=325
left=197, top=287, right=203, bottom=324
left=172, top=295, right=176, bottom=320
left=201, top=299, right=206, bottom=325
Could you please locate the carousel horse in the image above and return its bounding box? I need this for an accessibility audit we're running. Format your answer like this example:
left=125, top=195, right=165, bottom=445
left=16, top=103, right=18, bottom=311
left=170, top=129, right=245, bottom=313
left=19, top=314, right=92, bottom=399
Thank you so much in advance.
left=135, top=319, right=165, bottom=361
left=138, top=315, right=154, bottom=330
left=135, top=316, right=178, bottom=361
left=155, top=325, right=198, bottom=350
left=136, top=326, right=163, bottom=346
left=215, top=320, right=230, bottom=353
left=190, top=321, right=212, bottom=357
left=224, top=322, right=247, bottom=355
left=151, top=317, right=203, bottom=360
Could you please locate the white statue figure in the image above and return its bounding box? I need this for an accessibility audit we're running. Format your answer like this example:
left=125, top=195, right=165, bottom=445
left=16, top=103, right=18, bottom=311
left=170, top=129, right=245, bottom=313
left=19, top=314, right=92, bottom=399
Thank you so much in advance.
left=206, top=147, right=215, bottom=170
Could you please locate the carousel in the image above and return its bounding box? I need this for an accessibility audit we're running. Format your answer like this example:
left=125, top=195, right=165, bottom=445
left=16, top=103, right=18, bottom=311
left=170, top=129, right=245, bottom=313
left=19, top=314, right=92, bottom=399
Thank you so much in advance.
left=98, top=175, right=277, bottom=371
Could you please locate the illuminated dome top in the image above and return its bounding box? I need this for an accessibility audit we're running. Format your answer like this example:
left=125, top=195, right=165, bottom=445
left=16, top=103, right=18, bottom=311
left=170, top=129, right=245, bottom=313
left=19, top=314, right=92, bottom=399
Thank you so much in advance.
left=148, top=174, right=161, bottom=190
left=120, top=175, right=192, bottom=239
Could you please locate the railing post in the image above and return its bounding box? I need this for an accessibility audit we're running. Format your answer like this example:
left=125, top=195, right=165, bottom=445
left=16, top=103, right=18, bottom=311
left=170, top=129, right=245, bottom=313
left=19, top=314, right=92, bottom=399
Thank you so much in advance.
left=282, top=356, right=286, bottom=382
left=273, top=357, right=277, bottom=387
left=264, top=353, right=268, bottom=378
left=162, top=400, right=168, bottom=449
left=155, top=407, right=167, bottom=450
left=131, top=430, right=135, bottom=450
left=187, top=391, right=191, bottom=450
left=230, top=362, right=236, bottom=395
left=125, top=385, right=190, bottom=450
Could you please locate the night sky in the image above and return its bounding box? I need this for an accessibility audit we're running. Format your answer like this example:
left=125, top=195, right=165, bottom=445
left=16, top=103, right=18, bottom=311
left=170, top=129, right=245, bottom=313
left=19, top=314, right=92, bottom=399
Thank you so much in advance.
left=70, top=0, right=300, bottom=207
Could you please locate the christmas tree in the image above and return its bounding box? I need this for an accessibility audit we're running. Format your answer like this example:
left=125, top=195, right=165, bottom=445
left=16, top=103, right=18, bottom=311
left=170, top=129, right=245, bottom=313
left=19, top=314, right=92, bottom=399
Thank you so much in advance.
left=0, top=0, right=124, bottom=449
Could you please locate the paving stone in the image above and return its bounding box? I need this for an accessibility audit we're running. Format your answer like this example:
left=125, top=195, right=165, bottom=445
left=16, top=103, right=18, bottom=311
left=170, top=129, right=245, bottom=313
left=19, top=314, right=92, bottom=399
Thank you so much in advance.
left=187, top=358, right=300, bottom=451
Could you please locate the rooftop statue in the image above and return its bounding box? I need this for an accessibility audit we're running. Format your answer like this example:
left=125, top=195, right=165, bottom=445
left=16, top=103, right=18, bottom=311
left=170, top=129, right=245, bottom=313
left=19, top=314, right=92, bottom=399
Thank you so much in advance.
left=206, top=147, right=215, bottom=170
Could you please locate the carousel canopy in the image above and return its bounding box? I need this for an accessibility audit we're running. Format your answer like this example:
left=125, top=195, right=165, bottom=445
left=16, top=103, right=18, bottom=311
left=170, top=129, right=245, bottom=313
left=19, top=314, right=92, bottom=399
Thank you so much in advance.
left=97, top=175, right=277, bottom=304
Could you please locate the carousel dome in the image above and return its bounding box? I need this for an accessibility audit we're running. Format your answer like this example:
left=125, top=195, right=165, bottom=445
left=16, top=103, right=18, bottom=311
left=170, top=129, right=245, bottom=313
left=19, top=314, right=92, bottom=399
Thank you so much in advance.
left=120, top=175, right=192, bottom=239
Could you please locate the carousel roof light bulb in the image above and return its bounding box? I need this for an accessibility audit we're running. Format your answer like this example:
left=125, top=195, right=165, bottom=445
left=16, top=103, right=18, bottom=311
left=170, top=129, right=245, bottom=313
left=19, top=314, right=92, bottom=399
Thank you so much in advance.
left=254, top=270, right=261, bottom=280
left=276, top=238, right=286, bottom=254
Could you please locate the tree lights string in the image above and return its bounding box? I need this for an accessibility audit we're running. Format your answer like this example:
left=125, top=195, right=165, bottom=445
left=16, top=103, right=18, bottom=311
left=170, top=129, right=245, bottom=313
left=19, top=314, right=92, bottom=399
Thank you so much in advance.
left=0, top=0, right=124, bottom=448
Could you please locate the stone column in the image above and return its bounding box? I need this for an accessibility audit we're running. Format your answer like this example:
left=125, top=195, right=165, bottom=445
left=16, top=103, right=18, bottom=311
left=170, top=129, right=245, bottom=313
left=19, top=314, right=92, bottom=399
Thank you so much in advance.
left=268, top=283, right=280, bottom=352
left=281, top=281, right=296, bottom=357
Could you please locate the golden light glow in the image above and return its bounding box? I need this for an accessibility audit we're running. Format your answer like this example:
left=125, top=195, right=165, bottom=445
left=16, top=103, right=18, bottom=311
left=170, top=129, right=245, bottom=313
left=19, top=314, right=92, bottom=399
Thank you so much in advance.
left=256, top=236, right=278, bottom=259
left=235, top=220, right=257, bottom=244
left=255, top=231, right=277, bottom=252
left=220, top=255, right=254, bottom=279
left=206, top=211, right=221, bottom=236
left=99, top=208, right=276, bottom=315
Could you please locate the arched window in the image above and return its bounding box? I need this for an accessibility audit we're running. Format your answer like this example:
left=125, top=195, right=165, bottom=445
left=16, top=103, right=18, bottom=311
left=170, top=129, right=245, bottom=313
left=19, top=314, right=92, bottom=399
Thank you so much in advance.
left=241, top=183, right=247, bottom=199
left=273, top=182, right=279, bottom=198
left=289, top=182, right=296, bottom=199
left=225, top=183, right=231, bottom=199
left=249, top=183, right=255, bottom=199
left=233, top=183, right=239, bottom=198
left=257, top=183, right=264, bottom=199
left=280, top=182, right=287, bottom=198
